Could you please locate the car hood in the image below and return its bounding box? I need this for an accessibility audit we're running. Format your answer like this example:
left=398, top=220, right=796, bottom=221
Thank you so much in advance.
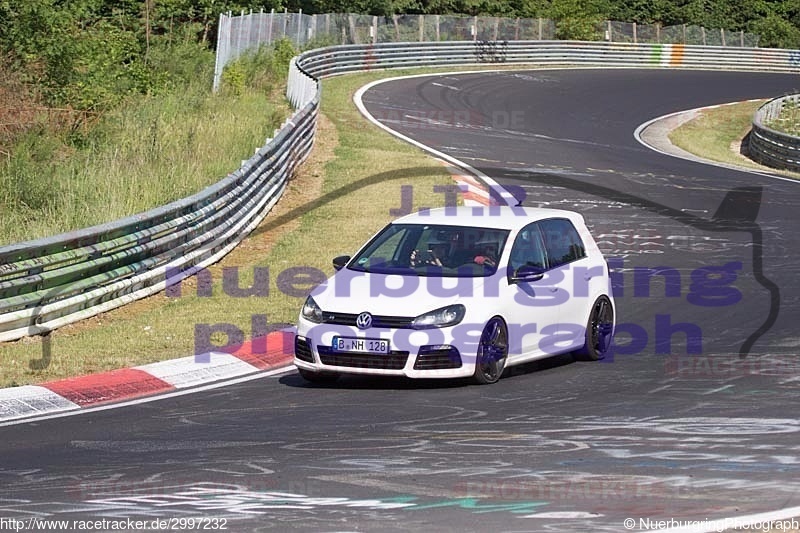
left=310, top=269, right=492, bottom=316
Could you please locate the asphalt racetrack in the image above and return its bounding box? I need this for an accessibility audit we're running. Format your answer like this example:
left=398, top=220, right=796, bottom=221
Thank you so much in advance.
left=1, top=68, right=800, bottom=532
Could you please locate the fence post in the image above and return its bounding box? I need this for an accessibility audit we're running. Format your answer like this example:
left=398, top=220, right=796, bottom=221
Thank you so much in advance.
left=473, top=15, right=478, bottom=41
left=212, top=12, right=229, bottom=92
left=632, top=22, right=637, bottom=43
left=309, top=14, right=316, bottom=43
left=538, top=18, right=543, bottom=40
left=740, top=30, right=744, bottom=47
left=393, top=14, right=399, bottom=40
left=721, top=28, right=726, bottom=47
left=246, top=10, right=253, bottom=51
left=435, top=14, right=440, bottom=41
left=257, top=8, right=264, bottom=47
left=348, top=14, right=358, bottom=44
left=656, top=23, right=661, bottom=43
left=515, top=17, right=520, bottom=40
left=701, top=26, right=706, bottom=45
left=682, top=24, right=687, bottom=44
left=419, top=14, right=424, bottom=41
left=607, top=21, right=613, bottom=42
left=296, top=8, right=302, bottom=47
left=282, top=8, right=288, bottom=39
left=234, top=9, right=244, bottom=58
left=325, top=13, right=330, bottom=36
left=493, top=17, right=499, bottom=41
left=267, top=8, right=274, bottom=45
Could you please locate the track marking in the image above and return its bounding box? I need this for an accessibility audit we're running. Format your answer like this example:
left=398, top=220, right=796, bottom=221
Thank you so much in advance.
left=0, top=365, right=296, bottom=428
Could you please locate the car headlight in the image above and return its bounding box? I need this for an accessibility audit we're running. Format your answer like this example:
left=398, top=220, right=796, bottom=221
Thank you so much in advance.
left=301, top=296, right=324, bottom=323
left=412, top=304, right=466, bottom=329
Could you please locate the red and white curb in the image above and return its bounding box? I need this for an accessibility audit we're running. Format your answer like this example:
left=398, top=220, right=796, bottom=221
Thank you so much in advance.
left=443, top=162, right=501, bottom=207
left=0, top=330, right=295, bottom=423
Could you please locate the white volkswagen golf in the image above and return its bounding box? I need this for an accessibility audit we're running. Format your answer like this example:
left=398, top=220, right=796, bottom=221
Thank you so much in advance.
left=294, top=206, right=615, bottom=385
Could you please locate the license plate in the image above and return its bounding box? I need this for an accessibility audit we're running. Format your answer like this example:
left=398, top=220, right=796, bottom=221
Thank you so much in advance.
left=332, top=336, right=390, bottom=354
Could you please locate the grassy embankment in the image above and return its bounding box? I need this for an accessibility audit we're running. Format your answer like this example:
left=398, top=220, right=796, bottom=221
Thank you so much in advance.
left=0, top=68, right=453, bottom=387
left=669, top=99, right=800, bottom=179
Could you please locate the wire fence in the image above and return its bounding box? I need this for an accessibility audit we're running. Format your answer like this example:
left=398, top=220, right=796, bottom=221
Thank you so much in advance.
left=224, top=11, right=759, bottom=48
left=215, top=11, right=759, bottom=91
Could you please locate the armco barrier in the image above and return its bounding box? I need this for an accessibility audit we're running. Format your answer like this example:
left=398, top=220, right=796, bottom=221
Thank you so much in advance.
left=1, top=40, right=799, bottom=342
left=0, top=78, right=319, bottom=342
left=749, top=94, right=800, bottom=172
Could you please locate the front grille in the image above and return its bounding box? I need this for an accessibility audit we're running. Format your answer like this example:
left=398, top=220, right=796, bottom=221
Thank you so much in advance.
left=294, top=336, right=314, bottom=363
left=317, top=346, right=409, bottom=369
left=320, top=312, right=415, bottom=329
left=414, top=346, right=462, bottom=370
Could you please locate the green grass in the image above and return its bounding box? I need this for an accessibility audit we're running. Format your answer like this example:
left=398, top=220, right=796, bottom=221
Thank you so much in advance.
left=0, top=71, right=288, bottom=245
left=669, top=99, right=800, bottom=179
left=0, top=69, right=454, bottom=387
left=767, top=99, right=800, bottom=136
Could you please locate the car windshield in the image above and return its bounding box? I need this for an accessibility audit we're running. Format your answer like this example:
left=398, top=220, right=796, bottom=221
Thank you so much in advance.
left=348, top=223, right=510, bottom=277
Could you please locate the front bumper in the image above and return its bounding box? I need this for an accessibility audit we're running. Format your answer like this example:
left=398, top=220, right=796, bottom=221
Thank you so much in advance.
left=293, top=317, right=479, bottom=379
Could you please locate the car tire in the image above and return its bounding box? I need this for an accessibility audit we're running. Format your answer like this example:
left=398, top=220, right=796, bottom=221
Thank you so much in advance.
left=297, top=367, right=340, bottom=384
left=473, top=317, right=509, bottom=385
left=574, top=295, right=614, bottom=361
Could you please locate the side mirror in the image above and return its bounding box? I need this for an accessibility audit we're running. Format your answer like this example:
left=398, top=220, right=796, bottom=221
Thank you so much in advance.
left=510, top=265, right=545, bottom=284
left=332, top=255, right=351, bottom=271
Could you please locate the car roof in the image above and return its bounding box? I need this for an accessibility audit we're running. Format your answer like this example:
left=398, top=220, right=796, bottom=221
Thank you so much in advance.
left=392, top=206, right=584, bottom=231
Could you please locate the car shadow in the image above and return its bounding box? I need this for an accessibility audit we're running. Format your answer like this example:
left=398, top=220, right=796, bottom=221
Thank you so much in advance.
left=280, top=352, right=577, bottom=389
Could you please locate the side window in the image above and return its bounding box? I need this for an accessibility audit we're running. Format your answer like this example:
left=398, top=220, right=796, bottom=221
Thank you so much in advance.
left=540, top=218, right=586, bottom=268
left=509, top=223, right=547, bottom=274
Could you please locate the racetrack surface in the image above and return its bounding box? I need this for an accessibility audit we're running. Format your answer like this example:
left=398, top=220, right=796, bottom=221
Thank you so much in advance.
left=2, top=69, right=799, bottom=532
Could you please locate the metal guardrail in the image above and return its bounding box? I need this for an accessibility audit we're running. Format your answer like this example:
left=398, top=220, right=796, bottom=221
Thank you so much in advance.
left=0, top=86, right=319, bottom=342
left=293, top=41, right=800, bottom=79
left=1, top=39, right=799, bottom=342
left=213, top=11, right=761, bottom=91
left=749, top=95, right=800, bottom=172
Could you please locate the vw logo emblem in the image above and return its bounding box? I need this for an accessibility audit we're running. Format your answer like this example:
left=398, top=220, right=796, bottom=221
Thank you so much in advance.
left=356, top=312, right=373, bottom=330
